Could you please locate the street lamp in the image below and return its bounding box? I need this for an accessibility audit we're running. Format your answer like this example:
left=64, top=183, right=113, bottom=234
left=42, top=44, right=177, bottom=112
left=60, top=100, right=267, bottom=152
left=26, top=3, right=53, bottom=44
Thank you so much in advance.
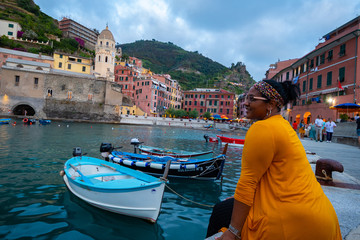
left=327, top=97, right=334, bottom=106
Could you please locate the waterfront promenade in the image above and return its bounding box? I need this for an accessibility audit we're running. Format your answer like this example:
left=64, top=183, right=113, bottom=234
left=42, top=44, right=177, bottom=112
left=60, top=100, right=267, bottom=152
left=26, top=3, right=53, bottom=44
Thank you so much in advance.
left=301, top=139, right=360, bottom=240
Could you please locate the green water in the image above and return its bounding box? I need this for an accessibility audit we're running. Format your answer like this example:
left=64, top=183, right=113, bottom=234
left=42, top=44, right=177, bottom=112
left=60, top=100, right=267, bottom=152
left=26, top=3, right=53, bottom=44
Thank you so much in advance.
left=0, top=121, right=244, bottom=240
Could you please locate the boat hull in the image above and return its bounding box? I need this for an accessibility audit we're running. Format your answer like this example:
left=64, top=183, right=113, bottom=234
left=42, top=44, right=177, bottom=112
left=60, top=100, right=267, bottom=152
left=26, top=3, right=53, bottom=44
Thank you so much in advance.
left=109, top=152, right=226, bottom=180
left=217, top=135, right=244, bottom=147
left=0, top=118, right=11, bottom=124
left=138, top=145, right=213, bottom=159
left=63, top=156, right=165, bottom=222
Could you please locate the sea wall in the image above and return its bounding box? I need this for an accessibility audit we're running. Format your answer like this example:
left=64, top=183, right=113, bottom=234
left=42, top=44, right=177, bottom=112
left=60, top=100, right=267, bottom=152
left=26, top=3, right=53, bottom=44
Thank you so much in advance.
left=332, top=121, right=358, bottom=146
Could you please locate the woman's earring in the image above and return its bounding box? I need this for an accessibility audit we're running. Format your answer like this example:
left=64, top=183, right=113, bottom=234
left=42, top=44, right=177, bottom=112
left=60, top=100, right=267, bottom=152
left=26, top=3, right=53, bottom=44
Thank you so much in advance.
left=266, top=108, right=272, bottom=117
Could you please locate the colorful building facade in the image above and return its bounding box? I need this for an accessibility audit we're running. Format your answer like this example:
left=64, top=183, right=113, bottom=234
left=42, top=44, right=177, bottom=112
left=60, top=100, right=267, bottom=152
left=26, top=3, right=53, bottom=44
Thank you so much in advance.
left=53, top=52, right=92, bottom=75
left=0, top=20, right=22, bottom=39
left=182, top=88, right=235, bottom=119
left=114, top=58, right=182, bottom=116
left=270, top=16, right=360, bottom=123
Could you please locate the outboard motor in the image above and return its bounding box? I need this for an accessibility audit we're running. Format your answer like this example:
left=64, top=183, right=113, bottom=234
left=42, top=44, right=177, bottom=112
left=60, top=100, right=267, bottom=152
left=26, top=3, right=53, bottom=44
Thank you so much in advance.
left=100, top=143, right=113, bottom=160
left=130, top=138, right=143, bottom=153
left=73, top=147, right=82, bottom=157
left=204, top=134, right=209, bottom=142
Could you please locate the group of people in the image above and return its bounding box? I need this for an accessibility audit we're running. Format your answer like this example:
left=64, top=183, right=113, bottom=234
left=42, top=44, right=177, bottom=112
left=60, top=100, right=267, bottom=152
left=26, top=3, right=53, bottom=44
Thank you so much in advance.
left=292, top=116, right=337, bottom=142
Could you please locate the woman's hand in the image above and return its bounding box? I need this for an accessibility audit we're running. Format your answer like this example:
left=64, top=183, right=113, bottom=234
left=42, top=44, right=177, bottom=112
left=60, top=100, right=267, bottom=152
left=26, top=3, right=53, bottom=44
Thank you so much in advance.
left=215, top=230, right=239, bottom=240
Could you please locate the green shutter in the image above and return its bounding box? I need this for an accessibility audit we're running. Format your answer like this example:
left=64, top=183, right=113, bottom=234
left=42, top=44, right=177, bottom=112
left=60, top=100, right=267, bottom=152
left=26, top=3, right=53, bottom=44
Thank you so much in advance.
left=339, top=67, right=345, bottom=82
left=326, top=71, right=332, bottom=86
left=317, top=75, right=322, bottom=88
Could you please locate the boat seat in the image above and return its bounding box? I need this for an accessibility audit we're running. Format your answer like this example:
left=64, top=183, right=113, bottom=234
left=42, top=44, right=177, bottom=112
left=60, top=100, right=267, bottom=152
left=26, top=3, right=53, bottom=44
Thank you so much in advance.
left=95, top=178, right=153, bottom=188
left=85, top=172, right=128, bottom=178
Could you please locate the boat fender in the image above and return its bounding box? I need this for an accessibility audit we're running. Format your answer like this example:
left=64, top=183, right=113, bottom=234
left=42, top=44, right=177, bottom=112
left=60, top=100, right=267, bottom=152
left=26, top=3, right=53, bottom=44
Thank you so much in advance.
left=23, top=118, right=28, bottom=123
left=169, top=165, right=179, bottom=170
left=131, top=161, right=136, bottom=167
left=122, top=159, right=133, bottom=166
left=151, top=163, right=164, bottom=170
left=186, top=164, right=196, bottom=169
left=135, top=161, right=147, bottom=167
left=59, top=170, right=65, bottom=176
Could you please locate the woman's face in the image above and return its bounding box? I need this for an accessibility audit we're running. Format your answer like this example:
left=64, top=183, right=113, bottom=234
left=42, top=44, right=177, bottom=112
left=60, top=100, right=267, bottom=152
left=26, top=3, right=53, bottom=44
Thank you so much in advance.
left=244, top=87, right=269, bottom=120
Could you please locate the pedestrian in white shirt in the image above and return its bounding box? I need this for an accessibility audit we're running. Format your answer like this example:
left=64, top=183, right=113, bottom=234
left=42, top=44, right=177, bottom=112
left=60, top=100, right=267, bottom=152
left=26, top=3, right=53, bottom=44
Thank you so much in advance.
left=325, top=118, right=337, bottom=142
left=315, top=115, right=324, bottom=142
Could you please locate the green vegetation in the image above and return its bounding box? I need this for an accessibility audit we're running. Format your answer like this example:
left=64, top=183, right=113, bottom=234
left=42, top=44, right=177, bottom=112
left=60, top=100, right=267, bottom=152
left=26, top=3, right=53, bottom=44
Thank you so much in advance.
left=165, top=108, right=202, bottom=119
left=120, top=40, right=255, bottom=93
left=202, top=112, right=212, bottom=119
left=0, top=0, right=255, bottom=92
left=0, top=0, right=94, bottom=57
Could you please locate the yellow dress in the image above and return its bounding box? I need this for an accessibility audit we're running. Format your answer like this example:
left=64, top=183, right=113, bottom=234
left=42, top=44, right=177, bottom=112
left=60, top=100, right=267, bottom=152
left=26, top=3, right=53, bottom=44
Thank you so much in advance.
left=234, top=115, right=342, bottom=240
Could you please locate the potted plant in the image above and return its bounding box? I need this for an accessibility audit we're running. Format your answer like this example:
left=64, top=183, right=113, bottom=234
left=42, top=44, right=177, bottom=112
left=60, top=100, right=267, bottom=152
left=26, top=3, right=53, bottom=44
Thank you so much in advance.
left=339, top=113, right=349, bottom=122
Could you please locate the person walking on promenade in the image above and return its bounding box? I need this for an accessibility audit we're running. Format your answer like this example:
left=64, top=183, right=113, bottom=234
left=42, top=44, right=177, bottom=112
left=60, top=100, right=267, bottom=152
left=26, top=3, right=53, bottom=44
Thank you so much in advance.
left=299, top=119, right=305, bottom=139
left=355, top=113, right=359, bottom=121
left=315, top=115, right=324, bottom=142
left=308, top=121, right=316, bottom=140
left=292, top=120, right=298, bottom=132
left=325, top=118, right=337, bottom=142
left=210, top=80, right=341, bottom=240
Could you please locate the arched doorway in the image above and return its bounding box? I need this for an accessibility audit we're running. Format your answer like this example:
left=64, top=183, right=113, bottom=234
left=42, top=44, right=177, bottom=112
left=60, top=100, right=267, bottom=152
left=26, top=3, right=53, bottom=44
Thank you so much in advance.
left=12, top=104, right=36, bottom=116
left=303, top=112, right=311, bottom=124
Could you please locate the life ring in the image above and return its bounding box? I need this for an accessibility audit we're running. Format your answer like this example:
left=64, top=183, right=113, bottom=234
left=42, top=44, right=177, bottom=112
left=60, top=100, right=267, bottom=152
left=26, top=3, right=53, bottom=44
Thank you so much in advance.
left=23, top=118, right=28, bottom=123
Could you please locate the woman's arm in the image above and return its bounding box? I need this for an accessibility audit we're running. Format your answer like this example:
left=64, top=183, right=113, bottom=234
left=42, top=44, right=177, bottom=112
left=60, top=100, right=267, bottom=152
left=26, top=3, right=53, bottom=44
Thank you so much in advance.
left=216, top=200, right=251, bottom=240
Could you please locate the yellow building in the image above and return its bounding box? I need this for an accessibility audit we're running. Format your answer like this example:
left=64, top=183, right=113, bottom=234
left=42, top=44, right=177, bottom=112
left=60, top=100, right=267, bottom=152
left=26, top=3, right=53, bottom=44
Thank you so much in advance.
left=53, top=52, right=92, bottom=74
left=117, top=105, right=146, bottom=116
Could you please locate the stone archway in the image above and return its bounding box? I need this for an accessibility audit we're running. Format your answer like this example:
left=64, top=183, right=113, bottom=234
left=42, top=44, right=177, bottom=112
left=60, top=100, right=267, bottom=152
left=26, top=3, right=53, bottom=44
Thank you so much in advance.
left=12, top=104, right=36, bottom=116
left=303, top=112, right=311, bottom=124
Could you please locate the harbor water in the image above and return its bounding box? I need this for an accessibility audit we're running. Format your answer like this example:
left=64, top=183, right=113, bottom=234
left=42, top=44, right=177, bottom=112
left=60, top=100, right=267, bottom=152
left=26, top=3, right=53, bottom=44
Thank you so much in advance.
left=0, top=121, right=246, bottom=240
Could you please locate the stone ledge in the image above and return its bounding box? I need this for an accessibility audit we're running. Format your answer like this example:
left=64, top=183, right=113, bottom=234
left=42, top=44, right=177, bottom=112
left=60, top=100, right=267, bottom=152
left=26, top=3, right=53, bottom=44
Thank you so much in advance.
left=332, top=136, right=358, bottom=147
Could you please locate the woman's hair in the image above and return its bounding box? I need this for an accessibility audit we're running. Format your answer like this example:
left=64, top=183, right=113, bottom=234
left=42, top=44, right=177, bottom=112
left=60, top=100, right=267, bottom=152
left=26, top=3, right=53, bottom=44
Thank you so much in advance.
left=263, top=80, right=300, bottom=105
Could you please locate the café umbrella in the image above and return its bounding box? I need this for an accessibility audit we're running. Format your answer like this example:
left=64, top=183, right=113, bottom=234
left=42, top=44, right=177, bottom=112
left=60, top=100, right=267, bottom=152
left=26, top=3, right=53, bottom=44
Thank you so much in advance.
left=211, top=114, right=222, bottom=120
left=330, top=103, right=360, bottom=113
left=330, top=103, right=360, bottom=120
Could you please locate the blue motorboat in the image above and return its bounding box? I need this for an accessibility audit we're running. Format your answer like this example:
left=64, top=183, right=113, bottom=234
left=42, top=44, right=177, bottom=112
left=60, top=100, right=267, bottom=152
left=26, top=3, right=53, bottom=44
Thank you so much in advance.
left=0, top=118, right=11, bottom=125
left=100, top=143, right=227, bottom=180
left=39, top=119, right=51, bottom=125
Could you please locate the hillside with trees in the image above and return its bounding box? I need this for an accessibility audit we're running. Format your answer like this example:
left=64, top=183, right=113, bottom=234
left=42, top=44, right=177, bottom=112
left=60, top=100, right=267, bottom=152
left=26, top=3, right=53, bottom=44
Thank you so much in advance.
left=0, top=0, right=94, bottom=57
left=0, top=0, right=255, bottom=93
left=120, top=40, right=256, bottom=93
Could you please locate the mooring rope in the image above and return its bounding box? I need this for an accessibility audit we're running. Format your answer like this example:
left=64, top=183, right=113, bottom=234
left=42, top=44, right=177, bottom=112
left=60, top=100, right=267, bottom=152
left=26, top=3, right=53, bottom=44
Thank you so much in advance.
left=165, top=184, right=215, bottom=208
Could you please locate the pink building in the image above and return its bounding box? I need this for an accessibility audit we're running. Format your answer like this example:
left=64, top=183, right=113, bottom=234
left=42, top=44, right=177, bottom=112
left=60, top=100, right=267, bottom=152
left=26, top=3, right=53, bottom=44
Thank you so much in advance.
left=0, top=47, right=53, bottom=68
left=270, top=16, right=360, bottom=123
left=114, top=59, right=182, bottom=116
left=182, top=88, right=235, bottom=118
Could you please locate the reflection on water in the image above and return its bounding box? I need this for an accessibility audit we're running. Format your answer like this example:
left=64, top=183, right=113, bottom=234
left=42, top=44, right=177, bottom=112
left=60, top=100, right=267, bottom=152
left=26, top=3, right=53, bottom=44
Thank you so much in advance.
left=0, top=121, right=245, bottom=239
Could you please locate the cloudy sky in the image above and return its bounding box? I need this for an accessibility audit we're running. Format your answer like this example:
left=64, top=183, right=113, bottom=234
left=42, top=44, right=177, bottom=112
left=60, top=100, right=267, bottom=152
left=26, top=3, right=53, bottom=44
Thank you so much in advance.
left=34, top=0, right=360, bottom=81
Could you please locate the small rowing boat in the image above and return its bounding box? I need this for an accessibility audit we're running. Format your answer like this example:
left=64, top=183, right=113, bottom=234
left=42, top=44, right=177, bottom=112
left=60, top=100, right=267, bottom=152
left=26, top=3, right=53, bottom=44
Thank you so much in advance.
left=61, top=147, right=170, bottom=222
left=216, top=135, right=245, bottom=147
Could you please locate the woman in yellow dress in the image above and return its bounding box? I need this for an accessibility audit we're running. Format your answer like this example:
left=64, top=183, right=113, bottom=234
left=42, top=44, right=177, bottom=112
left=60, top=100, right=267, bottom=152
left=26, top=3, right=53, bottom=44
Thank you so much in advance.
left=215, top=80, right=341, bottom=240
